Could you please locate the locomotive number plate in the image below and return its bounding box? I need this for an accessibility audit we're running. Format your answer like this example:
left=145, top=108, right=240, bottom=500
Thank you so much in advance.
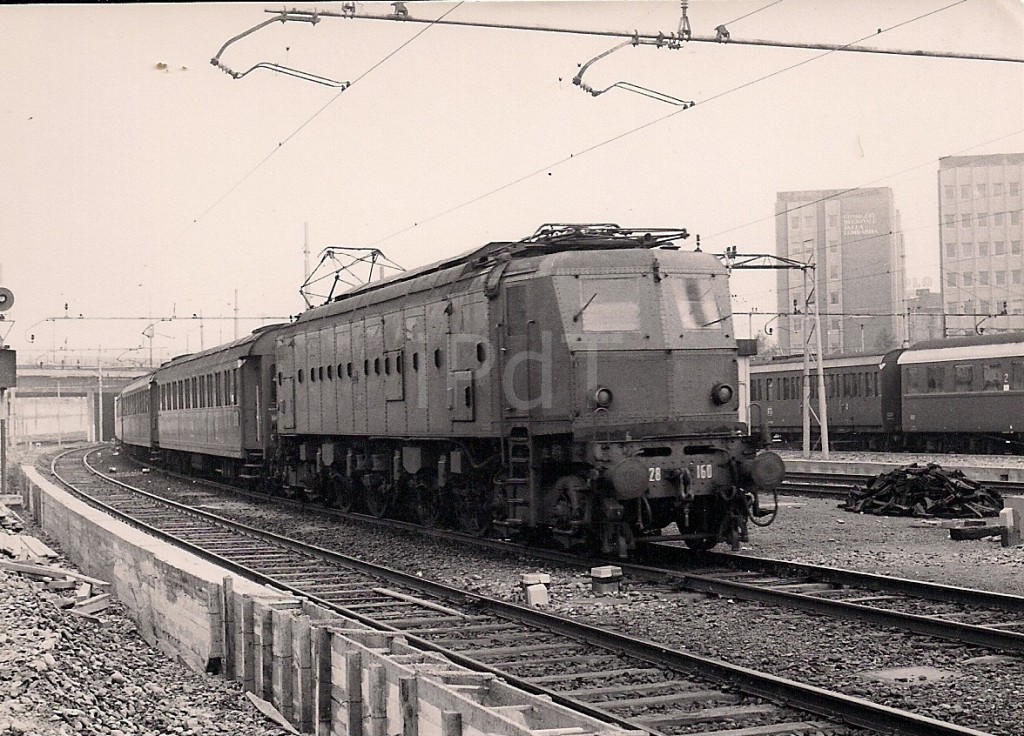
left=696, top=463, right=713, bottom=480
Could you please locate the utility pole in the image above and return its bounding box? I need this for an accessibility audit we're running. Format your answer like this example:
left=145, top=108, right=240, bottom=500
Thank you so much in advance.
left=234, top=289, right=240, bottom=340
left=56, top=378, right=62, bottom=448
left=801, top=266, right=811, bottom=458
left=303, top=222, right=311, bottom=282
left=97, top=352, right=104, bottom=443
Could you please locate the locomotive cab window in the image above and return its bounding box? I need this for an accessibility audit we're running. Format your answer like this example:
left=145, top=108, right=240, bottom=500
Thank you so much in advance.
left=664, top=276, right=722, bottom=331
left=574, top=276, right=641, bottom=332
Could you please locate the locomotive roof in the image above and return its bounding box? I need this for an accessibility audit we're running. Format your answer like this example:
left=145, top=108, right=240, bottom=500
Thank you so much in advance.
left=294, top=225, right=701, bottom=325
left=323, top=227, right=691, bottom=299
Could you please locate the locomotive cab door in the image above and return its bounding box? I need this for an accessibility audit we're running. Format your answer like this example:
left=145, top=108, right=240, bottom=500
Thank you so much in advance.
left=279, top=376, right=296, bottom=432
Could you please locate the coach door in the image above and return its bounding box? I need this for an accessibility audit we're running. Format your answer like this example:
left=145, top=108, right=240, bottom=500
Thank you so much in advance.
left=149, top=378, right=160, bottom=446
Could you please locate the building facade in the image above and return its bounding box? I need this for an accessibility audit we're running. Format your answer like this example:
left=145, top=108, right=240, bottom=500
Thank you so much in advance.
left=938, top=153, right=1024, bottom=337
left=775, top=188, right=906, bottom=355
left=905, top=288, right=944, bottom=344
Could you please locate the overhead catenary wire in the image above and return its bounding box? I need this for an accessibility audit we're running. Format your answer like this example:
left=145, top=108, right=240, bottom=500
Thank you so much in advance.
left=369, top=0, right=978, bottom=248
left=179, top=2, right=464, bottom=238
left=272, top=3, right=1023, bottom=64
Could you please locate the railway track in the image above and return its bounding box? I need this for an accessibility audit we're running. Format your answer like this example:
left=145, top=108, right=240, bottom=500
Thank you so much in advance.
left=101, top=448, right=1024, bottom=657
left=48, top=445, right=1004, bottom=736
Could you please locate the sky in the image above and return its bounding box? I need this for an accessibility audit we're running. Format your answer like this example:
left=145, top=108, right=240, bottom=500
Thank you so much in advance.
left=1, top=0, right=1022, bottom=369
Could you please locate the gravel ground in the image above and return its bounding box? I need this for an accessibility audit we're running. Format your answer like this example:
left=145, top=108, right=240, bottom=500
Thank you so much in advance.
left=1, top=448, right=295, bottom=736
left=10, top=445, right=1024, bottom=736
left=0, top=560, right=294, bottom=736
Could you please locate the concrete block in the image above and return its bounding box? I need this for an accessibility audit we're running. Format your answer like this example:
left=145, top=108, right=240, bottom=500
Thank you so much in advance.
left=520, top=572, right=550, bottom=586
left=590, top=565, right=622, bottom=595
left=1003, top=496, right=1024, bottom=531
left=1000, top=508, right=1021, bottom=547
left=523, top=584, right=549, bottom=607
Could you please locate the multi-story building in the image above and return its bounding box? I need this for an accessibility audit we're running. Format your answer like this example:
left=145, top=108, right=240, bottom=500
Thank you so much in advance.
left=906, top=288, right=944, bottom=344
left=938, top=153, right=1024, bottom=336
left=775, top=188, right=906, bottom=355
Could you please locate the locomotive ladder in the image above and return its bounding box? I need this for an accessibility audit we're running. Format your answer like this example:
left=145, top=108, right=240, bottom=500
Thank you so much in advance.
left=504, top=426, right=537, bottom=528
left=238, top=449, right=265, bottom=482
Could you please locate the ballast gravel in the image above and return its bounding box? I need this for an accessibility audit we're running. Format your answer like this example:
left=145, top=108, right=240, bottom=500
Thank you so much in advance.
left=8, top=446, right=1024, bottom=736
left=0, top=563, right=293, bottom=736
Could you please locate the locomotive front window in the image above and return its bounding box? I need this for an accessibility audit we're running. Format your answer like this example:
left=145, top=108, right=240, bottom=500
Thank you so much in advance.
left=575, top=277, right=641, bottom=332
left=664, top=276, right=722, bottom=331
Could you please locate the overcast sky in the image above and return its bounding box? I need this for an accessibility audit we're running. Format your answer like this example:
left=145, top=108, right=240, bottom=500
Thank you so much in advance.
left=1, top=1, right=1022, bottom=368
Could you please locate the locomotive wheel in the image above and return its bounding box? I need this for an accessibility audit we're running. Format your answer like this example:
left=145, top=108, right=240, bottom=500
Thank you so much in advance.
left=548, top=475, right=595, bottom=551
left=363, top=476, right=393, bottom=519
left=414, top=474, right=444, bottom=528
left=326, top=473, right=357, bottom=513
left=679, top=496, right=727, bottom=551
left=548, top=476, right=588, bottom=535
left=452, top=474, right=490, bottom=536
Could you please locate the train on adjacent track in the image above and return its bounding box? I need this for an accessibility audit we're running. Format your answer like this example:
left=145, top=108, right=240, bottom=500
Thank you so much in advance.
left=116, top=225, right=786, bottom=554
left=750, top=332, right=1024, bottom=454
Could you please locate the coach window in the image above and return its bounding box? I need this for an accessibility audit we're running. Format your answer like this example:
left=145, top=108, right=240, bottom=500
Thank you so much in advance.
left=434, top=349, right=442, bottom=368
left=384, top=356, right=391, bottom=375
left=207, top=374, right=214, bottom=406
left=396, top=354, right=403, bottom=374
left=983, top=363, right=1004, bottom=391
left=412, top=353, right=419, bottom=371
left=476, top=343, right=486, bottom=363
left=232, top=368, right=239, bottom=404
left=765, top=378, right=773, bottom=401
left=215, top=373, right=223, bottom=406
left=374, top=358, right=381, bottom=375
left=319, top=366, right=324, bottom=381
left=327, top=365, right=333, bottom=380
left=364, top=359, right=369, bottom=376
left=925, top=365, right=945, bottom=393
left=347, top=362, right=353, bottom=378
left=200, top=376, right=207, bottom=407
left=954, top=365, right=974, bottom=392
left=310, top=368, right=316, bottom=383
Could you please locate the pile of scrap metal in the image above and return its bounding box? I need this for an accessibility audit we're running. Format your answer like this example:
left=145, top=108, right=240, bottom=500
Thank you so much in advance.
left=840, top=463, right=1003, bottom=518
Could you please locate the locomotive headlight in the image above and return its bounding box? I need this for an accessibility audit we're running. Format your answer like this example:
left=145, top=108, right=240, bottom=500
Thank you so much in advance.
left=711, top=383, right=734, bottom=405
left=594, top=387, right=614, bottom=408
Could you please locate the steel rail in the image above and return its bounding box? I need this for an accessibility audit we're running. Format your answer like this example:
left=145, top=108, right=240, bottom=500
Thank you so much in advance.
left=49, top=446, right=997, bottom=736
left=123, top=450, right=1024, bottom=652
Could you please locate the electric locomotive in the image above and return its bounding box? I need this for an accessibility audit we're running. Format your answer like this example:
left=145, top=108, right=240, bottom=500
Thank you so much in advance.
left=271, top=224, right=784, bottom=553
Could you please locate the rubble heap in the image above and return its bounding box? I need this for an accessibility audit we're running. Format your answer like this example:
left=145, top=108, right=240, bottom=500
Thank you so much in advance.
left=840, top=463, right=1003, bottom=518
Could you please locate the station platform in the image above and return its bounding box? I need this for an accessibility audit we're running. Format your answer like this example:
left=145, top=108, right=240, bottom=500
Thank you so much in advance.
left=780, top=453, right=1024, bottom=484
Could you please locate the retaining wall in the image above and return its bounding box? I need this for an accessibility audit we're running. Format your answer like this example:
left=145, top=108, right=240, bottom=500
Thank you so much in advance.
left=17, top=464, right=638, bottom=736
